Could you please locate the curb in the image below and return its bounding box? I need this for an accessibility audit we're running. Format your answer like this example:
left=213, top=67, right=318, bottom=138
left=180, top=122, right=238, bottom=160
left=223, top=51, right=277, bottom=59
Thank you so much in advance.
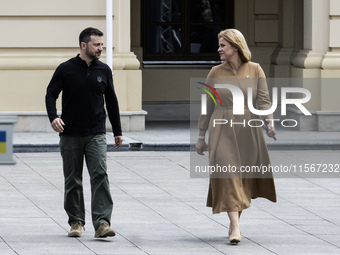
left=13, top=142, right=340, bottom=153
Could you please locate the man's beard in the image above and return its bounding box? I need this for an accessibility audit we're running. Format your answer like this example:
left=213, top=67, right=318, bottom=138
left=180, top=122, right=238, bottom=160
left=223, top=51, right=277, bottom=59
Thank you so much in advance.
left=85, top=47, right=100, bottom=60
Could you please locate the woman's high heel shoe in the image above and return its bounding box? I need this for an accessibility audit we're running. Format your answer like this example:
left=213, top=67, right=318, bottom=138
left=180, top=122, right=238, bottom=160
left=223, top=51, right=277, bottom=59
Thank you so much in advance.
left=229, top=228, right=241, bottom=244
left=229, top=234, right=241, bottom=244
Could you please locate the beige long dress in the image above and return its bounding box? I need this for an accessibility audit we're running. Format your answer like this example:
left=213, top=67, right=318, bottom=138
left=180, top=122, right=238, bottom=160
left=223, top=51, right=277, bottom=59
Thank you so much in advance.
left=198, top=61, right=277, bottom=214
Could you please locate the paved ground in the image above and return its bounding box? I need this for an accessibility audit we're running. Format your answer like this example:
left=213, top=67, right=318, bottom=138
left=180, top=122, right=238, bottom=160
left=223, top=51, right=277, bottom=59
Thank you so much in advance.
left=1, top=122, right=340, bottom=254
left=12, top=121, right=340, bottom=152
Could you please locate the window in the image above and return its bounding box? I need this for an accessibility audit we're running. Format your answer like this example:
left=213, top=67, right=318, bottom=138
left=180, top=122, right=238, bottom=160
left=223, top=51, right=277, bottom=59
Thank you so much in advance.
left=142, top=0, right=234, bottom=64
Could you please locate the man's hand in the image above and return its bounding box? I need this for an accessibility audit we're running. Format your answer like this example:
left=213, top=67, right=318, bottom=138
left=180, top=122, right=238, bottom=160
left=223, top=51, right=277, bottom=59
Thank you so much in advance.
left=114, top=136, right=123, bottom=149
left=51, top=118, right=65, bottom=133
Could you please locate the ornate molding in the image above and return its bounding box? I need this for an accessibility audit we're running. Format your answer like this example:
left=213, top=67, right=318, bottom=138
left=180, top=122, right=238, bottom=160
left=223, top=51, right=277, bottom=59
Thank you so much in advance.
left=0, top=49, right=140, bottom=70
left=321, top=52, right=340, bottom=70
left=271, top=47, right=295, bottom=65
left=292, top=50, right=325, bottom=69
left=112, top=52, right=140, bottom=70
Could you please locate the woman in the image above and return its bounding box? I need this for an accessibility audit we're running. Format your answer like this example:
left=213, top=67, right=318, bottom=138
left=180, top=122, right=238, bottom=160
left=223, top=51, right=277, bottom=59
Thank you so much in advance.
left=196, top=29, right=277, bottom=244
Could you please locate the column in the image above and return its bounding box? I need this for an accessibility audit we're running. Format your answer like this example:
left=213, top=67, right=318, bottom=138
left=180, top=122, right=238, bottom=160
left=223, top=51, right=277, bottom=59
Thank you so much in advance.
left=291, top=0, right=329, bottom=78
left=109, top=0, right=146, bottom=131
left=289, top=0, right=338, bottom=131
left=319, top=0, right=340, bottom=131
left=270, top=0, right=299, bottom=78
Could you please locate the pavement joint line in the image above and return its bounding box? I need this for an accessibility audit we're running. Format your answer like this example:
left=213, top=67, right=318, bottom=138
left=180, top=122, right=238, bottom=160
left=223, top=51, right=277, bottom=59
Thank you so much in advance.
left=1, top=150, right=340, bottom=254
left=253, top=192, right=340, bottom=250
left=112, top=157, right=229, bottom=254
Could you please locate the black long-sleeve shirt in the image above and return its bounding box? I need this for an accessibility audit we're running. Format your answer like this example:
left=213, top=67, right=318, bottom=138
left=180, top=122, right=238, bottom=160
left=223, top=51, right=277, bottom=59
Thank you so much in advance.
left=45, top=55, right=122, bottom=137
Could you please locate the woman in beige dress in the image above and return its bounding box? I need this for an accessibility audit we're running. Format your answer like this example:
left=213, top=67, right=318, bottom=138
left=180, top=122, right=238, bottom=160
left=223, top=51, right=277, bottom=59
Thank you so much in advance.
left=196, top=29, right=277, bottom=244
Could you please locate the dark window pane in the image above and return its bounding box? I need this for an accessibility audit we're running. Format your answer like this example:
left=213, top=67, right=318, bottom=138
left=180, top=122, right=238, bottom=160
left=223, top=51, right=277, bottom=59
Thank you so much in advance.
left=190, top=23, right=223, bottom=53
left=189, top=1, right=207, bottom=23
left=145, top=25, right=182, bottom=54
left=142, top=0, right=234, bottom=61
left=189, top=0, right=226, bottom=24
left=145, top=0, right=182, bottom=22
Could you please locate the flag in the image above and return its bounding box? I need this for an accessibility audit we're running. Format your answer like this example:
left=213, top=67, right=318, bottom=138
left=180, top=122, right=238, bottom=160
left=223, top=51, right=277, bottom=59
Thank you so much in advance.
left=0, top=131, right=6, bottom=153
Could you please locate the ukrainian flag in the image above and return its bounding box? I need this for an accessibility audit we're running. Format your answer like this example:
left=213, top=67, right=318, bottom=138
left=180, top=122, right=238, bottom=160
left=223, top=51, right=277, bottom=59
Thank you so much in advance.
left=0, top=131, right=6, bottom=154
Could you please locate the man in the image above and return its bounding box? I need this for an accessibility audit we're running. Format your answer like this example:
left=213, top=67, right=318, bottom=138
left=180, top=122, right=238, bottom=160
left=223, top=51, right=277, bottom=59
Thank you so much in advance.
left=45, top=27, right=123, bottom=238
left=200, top=9, right=221, bottom=53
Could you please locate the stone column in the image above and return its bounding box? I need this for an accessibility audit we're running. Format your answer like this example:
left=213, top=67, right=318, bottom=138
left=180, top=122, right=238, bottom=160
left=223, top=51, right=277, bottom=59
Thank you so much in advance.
left=109, top=0, right=146, bottom=132
left=318, top=0, right=340, bottom=131
left=270, top=0, right=300, bottom=78
left=292, top=0, right=328, bottom=79
left=289, top=0, right=340, bottom=131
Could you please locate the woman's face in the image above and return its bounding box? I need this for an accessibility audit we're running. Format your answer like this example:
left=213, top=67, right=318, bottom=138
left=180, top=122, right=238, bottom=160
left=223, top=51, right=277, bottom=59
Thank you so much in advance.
left=217, top=38, right=237, bottom=62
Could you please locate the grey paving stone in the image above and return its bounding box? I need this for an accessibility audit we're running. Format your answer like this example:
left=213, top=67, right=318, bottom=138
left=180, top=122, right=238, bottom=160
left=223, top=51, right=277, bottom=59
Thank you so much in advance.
left=1, top=150, right=340, bottom=254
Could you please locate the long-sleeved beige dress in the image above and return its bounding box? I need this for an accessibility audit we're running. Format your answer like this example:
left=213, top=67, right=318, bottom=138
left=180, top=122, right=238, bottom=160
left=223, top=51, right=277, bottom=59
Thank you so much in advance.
left=198, top=61, right=277, bottom=214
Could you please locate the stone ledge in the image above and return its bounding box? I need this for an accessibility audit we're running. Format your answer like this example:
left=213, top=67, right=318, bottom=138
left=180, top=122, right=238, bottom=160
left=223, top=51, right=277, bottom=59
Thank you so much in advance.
left=0, top=111, right=147, bottom=132
left=285, top=107, right=340, bottom=131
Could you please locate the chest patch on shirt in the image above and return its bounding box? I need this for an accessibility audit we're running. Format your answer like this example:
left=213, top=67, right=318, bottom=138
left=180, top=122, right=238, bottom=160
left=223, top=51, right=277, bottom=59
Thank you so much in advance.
left=97, top=76, right=103, bottom=83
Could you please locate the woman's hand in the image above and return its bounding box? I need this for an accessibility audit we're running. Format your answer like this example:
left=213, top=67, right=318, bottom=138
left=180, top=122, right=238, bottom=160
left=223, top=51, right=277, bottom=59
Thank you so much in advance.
left=266, top=120, right=276, bottom=138
left=196, top=139, right=207, bottom=155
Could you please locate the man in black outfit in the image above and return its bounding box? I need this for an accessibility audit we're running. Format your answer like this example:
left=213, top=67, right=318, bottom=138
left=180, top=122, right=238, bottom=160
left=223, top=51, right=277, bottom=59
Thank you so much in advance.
left=45, top=27, right=123, bottom=238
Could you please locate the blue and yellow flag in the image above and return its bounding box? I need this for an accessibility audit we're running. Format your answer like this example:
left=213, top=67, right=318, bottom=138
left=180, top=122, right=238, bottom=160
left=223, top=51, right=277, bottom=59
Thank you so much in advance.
left=0, top=131, right=6, bottom=154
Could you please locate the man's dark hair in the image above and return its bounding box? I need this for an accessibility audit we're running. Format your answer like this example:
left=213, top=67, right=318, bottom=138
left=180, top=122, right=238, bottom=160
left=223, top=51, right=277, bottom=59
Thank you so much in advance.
left=79, top=27, right=104, bottom=46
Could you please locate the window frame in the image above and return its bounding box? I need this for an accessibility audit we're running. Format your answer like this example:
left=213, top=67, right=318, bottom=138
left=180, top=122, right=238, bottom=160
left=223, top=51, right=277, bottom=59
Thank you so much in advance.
left=141, top=0, right=234, bottom=65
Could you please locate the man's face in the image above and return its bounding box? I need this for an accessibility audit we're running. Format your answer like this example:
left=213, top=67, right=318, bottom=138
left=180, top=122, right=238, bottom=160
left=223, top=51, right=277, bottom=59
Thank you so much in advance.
left=85, top=35, right=103, bottom=60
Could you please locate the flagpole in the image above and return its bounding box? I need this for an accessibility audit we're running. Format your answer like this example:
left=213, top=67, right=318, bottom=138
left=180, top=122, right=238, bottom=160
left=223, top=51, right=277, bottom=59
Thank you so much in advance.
left=106, top=0, right=113, bottom=70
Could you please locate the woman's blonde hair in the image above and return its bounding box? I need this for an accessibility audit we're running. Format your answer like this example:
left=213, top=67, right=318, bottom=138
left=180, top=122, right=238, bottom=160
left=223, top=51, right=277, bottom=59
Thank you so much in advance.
left=218, top=29, right=251, bottom=62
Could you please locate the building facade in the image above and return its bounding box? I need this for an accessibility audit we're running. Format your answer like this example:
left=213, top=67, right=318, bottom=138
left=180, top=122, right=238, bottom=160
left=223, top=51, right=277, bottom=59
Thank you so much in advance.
left=0, top=0, right=145, bottom=132
left=0, top=0, right=339, bottom=132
